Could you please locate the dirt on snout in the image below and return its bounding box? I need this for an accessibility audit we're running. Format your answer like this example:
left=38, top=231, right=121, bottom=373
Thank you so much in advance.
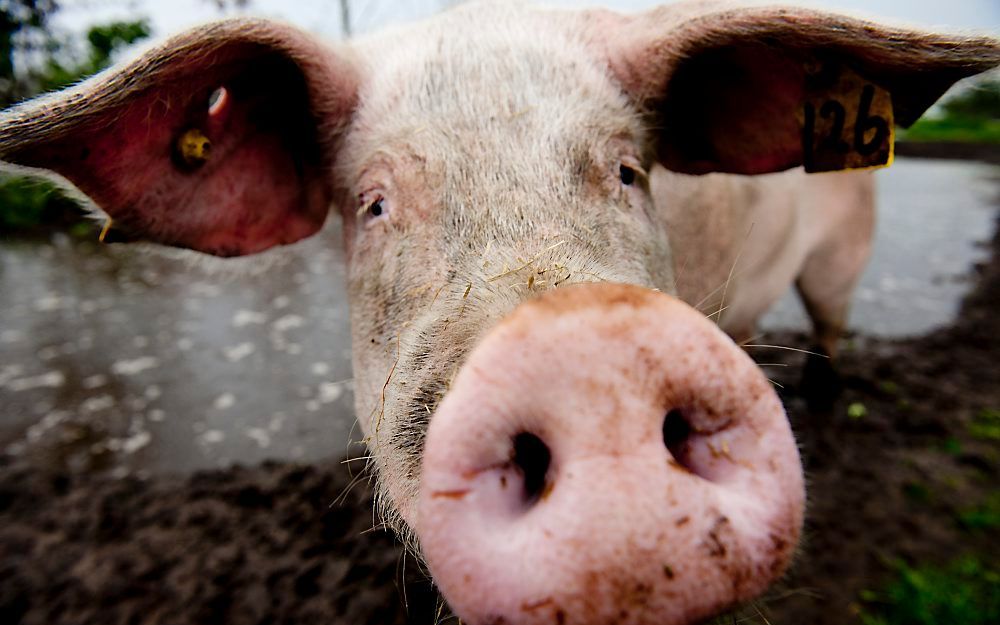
left=2, top=230, right=1000, bottom=624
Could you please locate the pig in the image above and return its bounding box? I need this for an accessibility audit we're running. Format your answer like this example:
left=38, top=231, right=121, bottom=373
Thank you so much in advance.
left=0, top=2, right=997, bottom=623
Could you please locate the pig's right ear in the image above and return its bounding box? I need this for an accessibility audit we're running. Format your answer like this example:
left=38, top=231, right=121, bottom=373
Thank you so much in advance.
left=601, top=4, right=1000, bottom=176
left=0, top=19, right=358, bottom=256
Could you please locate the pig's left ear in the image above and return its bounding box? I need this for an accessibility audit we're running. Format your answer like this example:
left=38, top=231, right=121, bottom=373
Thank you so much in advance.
left=603, top=5, right=1000, bottom=175
left=0, top=19, right=358, bottom=256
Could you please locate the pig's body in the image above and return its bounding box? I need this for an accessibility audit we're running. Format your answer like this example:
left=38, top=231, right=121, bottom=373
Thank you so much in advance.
left=0, top=2, right=995, bottom=624
left=658, top=168, right=874, bottom=349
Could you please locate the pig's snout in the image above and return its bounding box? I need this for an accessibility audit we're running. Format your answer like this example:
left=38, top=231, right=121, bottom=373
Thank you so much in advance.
left=417, top=283, right=804, bottom=625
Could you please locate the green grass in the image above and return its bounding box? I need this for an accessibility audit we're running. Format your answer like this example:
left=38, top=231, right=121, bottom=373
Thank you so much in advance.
left=878, top=381, right=900, bottom=396
left=0, top=174, right=91, bottom=234
left=847, top=402, right=868, bottom=420
left=860, top=557, right=1000, bottom=625
left=902, top=481, right=932, bottom=504
left=959, top=493, right=1000, bottom=531
left=900, top=117, right=1000, bottom=144
left=940, top=437, right=963, bottom=456
left=0, top=175, right=59, bottom=229
left=968, top=409, right=1000, bottom=442
left=899, top=78, right=1000, bottom=144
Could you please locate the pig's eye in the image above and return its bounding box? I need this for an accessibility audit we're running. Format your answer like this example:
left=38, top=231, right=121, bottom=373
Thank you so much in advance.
left=619, top=164, right=637, bottom=186
left=358, top=193, right=389, bottom=223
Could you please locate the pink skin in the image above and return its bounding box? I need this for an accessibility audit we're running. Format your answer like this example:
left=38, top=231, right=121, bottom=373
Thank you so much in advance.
left=419, top=283, right=804, bottom=625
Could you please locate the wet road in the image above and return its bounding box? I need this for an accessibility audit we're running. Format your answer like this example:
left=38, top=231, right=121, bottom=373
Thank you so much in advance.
left=1, top=157, right=997, bottom=476
left=763, top=158, right=999, bottom=335
left=0, top=224, right=359, bottom=476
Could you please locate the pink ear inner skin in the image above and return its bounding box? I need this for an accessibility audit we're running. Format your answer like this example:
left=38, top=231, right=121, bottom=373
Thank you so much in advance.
left=656, top=44, right=806, bottom=176
left=6, top=31, right=354, bottom=257
left=600, top=6, right=1000, bottom=177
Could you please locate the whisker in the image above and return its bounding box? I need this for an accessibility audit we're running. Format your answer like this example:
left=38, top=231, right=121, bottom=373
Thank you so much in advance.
left=692, top=261, right=754, bottom=314
left=693, top=280, right=728, bottom=312
left=743, top=344, right=828, bottom=358
left=399, top=550, right=409, bottom=612
left=752, top=602, right=773, bottom=625
left=434, top=595, right=450, bottom=625
left=340, top=454, right=374, bottom=464
left=765, top=585, right=824, bottom=600
left=344, top=423, right=366, bottom=473
left=330, top=470, right=368, bottom=508
left=738, top=333, right=764, bottom=347
left=359, top=521, right=391, bottom=535
left=673, top=251, right=691, bottom=294
left=706, top=305, right=730, bottom=320
left=715, top=223, right=755, bottom=324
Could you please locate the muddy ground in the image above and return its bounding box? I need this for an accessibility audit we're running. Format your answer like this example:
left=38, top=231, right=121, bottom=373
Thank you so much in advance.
left=2, top=214, right=999, bottom=623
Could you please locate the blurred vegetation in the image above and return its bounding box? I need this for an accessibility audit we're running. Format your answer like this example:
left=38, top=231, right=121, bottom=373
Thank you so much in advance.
left=902, top=78, right=1000, bottom=144
left=1, top=2, right=150, bottom=107
left=959, top=492, right=1000, bottom=531
left=859, top=556, right=1000, bottom=625
left=0, top=0, right=58, bottom=106
left=0, top=1, right=151, bottom=235
left=968, top=408, right=1000, bottom=441
left=37, top=20, right=150, bottom=94
left=0, top=173, right=89, bottom=234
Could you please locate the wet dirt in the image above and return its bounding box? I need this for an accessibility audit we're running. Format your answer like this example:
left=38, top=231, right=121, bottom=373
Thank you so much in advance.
left=1, top=162, right=999, bottom=624
left=0, top=458, right=442, bottom=624
left=757, top=213, right=1000, bottom=624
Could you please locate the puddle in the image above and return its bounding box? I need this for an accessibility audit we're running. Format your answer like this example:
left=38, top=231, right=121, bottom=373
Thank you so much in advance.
left=0, top=224, right=358, bottom=476
left=762, top=158, right=999, bottom=337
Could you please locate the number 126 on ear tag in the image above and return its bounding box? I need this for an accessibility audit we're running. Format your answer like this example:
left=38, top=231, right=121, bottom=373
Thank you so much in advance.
left=799, top=64, right=895, bottom=173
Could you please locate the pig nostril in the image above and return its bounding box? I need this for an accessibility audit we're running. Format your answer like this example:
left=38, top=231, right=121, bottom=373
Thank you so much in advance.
left=662, top=409, right=694, bottom=469
left=512, top=432, right=551, bottom=503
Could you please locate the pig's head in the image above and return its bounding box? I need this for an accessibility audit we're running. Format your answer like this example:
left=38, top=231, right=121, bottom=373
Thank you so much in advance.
left=1, top=2, right=997, bottom=623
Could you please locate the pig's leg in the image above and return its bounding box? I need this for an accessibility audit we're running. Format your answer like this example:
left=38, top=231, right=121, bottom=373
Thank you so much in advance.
left=794, top=182, right=875, bottom=411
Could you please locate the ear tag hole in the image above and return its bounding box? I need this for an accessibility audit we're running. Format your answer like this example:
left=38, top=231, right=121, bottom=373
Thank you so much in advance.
left=208, top=86, right=229, bottom=118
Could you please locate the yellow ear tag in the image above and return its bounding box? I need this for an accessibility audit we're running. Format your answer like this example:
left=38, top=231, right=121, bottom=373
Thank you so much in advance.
left=799, top=64, right=894, bottom=173
left=175, top=128, right=212, bottom=169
